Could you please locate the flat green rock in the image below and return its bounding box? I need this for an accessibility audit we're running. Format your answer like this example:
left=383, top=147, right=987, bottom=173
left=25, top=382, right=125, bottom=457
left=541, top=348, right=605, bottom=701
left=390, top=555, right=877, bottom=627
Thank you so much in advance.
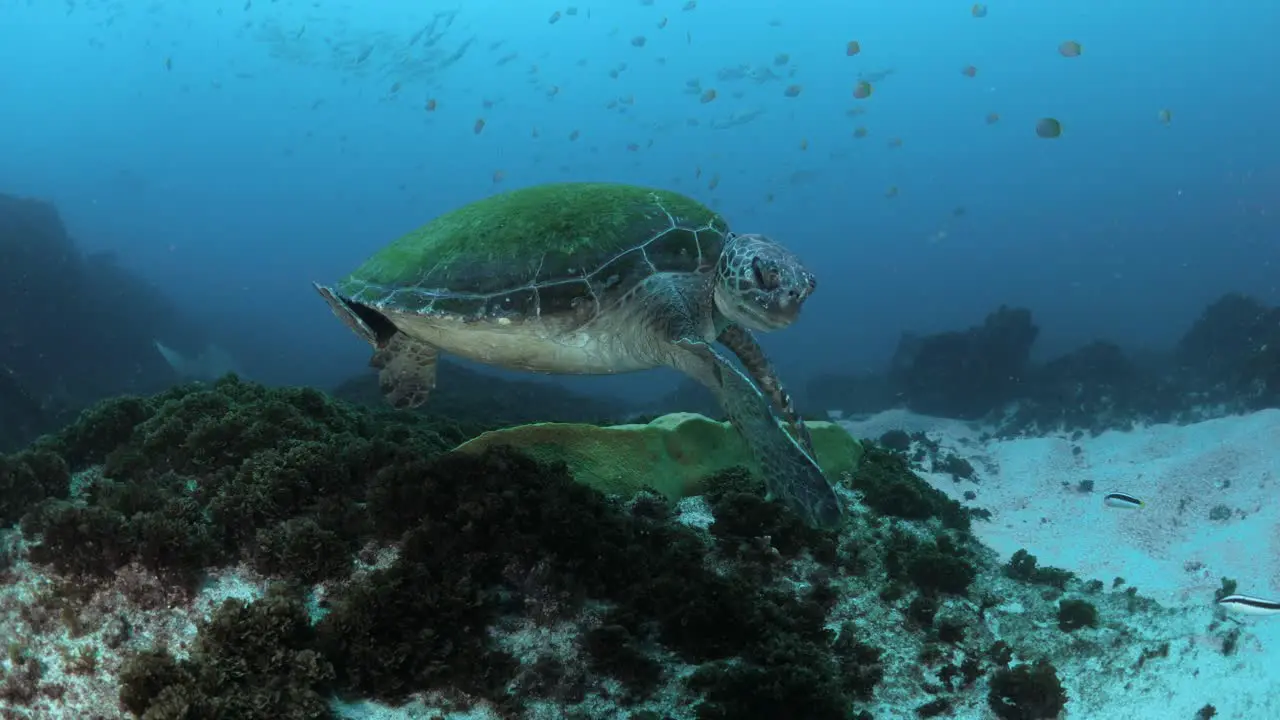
left=451, top=412, right=862, bottom=501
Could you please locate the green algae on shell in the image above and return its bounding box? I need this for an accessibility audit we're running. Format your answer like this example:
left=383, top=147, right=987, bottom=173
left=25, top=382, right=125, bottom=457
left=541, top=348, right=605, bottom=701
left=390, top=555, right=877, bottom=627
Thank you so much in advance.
left=335, top=182, right=729, bottom=325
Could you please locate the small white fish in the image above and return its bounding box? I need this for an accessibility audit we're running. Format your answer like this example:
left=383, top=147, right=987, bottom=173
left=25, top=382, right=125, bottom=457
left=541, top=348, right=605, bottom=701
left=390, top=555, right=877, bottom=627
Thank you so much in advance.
left=1103, top=492, right=1143, bottom=509
left=1218, top=594, right=1280, bottom=616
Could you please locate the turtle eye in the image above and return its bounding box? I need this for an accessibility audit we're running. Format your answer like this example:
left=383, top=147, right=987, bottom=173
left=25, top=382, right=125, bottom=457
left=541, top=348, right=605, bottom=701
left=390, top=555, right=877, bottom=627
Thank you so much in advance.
left=751, top=257, right=780, bottom=291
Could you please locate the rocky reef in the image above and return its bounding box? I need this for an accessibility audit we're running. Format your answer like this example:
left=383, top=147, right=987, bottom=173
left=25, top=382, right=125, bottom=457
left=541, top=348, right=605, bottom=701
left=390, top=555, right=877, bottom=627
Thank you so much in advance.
left=0, top=377, right=1189, bottom=719
left=0, top=194, right=193, bottom=453
left=807, top=293, right=1280, bottom=436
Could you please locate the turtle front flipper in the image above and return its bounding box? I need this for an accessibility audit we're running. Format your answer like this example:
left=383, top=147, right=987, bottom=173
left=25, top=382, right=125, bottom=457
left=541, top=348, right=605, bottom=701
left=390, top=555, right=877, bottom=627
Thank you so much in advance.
left=370, top=333, right=440, bottom=409
left=669, top=338, right=843, bottom=530
left=717, top=324, right=815, bottom=455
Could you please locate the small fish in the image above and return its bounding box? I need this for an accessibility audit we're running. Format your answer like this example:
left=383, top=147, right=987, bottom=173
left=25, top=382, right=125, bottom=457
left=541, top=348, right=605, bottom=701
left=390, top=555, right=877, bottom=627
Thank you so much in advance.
left=682, top=0, right=697, bottom=10
left=774, top=53, right=789, bottom=66
left=853, top=80, right=873, bottom=99
left=846, top=40, right=861, bottom=57
left=1218, top=594, right=1280, bottom=616
left=985, top=111, right=1000, bottom=125
left=424, top=98, right=437, bottom=111
left=961, top=65, right=977, bottom=78
left=1158, top=108, right=1173, bottom=125
left=853, top=127, right=868, bottom=138
left=699, top=88, right=717, bottom=103
left=473, top=117, right=486, bottom=134
left=631, top=35, right=647, bottom=47
left=492, top=169, right=506, bottom=183
left=1059, top=40, right=1082, bottom=58
left=548, top=11, right=561, bottom=24
left=971, top=3, right=988, bottom=18
left=1102, top=492, right=1143, bottom=509
left=885, top=185, right=899, bottom=199
left=568, top=129, right=580, bottom=141
left=658, top=17, right=668, bottom=29
left=783, top=84, right=802, bottom=98
left=1035, top=117, right=1062, bottom=139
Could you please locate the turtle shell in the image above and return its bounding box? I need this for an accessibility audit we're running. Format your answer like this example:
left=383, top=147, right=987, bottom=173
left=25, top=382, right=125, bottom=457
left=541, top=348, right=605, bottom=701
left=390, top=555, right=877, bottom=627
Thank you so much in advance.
left=336, top=182, right=729, bottom=325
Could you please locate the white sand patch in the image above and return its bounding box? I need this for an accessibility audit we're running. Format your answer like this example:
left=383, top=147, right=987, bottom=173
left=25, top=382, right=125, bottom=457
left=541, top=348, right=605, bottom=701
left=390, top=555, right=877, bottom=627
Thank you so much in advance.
left=844, top=409, right=1280, bottom=604
left=842, top=408, right=1280, bottom=720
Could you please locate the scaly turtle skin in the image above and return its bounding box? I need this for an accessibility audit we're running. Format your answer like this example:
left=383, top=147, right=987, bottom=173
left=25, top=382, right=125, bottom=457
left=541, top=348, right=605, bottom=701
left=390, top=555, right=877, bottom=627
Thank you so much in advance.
left=315, top=182, right=841, bottom=529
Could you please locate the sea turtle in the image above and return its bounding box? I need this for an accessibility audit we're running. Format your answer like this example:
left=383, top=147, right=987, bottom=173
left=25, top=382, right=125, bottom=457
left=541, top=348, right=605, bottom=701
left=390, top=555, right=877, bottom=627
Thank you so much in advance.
left=314, top=182, right=842, bottom=529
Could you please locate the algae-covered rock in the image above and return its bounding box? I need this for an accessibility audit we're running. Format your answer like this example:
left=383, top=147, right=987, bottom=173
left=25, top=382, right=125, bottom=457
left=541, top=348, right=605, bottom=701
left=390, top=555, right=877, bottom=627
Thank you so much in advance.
left=450, top=412, right=862, bottom=501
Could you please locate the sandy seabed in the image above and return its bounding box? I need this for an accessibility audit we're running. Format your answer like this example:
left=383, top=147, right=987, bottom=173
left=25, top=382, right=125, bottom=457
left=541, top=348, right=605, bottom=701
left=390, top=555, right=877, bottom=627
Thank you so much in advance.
left=843, top=408, right=1280, bottom=720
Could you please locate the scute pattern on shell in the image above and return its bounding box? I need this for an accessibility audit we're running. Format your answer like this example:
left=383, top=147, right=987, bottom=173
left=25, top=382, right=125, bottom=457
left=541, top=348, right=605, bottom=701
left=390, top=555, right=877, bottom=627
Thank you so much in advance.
left=336, top=183, right=729, bottom=326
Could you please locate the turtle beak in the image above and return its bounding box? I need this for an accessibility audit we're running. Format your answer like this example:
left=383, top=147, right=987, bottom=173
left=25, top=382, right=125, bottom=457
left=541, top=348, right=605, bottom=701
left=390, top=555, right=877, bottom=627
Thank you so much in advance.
left=771, top=268, right=816, bottom=316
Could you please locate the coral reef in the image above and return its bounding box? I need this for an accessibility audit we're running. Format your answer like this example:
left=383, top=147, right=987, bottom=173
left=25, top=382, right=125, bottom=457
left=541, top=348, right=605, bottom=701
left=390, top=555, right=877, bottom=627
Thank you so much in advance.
left=0, top=376, right=1190, bottom=718
left=118, top=586, right=335, bottom=719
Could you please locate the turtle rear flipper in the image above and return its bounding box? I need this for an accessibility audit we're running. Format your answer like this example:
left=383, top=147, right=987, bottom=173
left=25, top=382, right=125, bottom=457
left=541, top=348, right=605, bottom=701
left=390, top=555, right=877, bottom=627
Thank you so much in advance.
left=670, top=338, right=842, bottom=530
left=371, top=333, right=440, bottom=409
left=314, top=283, right=397, bottom=347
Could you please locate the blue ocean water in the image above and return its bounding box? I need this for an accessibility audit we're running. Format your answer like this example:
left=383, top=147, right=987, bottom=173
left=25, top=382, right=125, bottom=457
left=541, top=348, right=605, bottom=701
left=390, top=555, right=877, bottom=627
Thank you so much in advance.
left=3, top=0, right=1275, bottom=392
left=2, top=2, right=1279, bottom=719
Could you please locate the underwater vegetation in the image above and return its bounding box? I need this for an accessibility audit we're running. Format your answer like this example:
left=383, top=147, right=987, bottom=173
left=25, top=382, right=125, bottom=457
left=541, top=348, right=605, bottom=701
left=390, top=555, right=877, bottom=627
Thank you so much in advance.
left=0, top=376, right=1188, bottom=718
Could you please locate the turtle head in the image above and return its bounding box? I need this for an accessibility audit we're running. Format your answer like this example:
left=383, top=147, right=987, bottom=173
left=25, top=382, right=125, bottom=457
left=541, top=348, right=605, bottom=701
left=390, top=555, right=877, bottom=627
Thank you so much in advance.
left=714, top=233, right=817, bottom=331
